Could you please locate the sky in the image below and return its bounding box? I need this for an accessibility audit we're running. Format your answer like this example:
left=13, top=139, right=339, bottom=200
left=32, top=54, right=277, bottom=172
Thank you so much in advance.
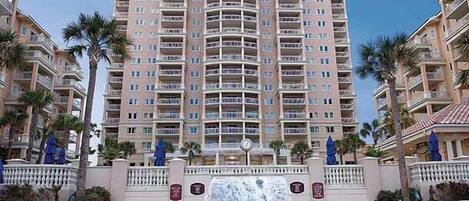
left=19, top=0, right=441, bottom=130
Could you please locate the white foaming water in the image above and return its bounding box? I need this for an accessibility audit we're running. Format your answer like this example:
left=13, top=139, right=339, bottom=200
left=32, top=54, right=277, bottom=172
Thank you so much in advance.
left=206, top=176, right=290, bottom=201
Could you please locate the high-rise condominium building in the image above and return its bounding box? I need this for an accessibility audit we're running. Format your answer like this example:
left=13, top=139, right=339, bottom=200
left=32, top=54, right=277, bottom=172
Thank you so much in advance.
left=0, top=0, right=86, bottom=161
left=104, top=0, right=357, bottom=166
left=375, top=0, right=469, bottom=162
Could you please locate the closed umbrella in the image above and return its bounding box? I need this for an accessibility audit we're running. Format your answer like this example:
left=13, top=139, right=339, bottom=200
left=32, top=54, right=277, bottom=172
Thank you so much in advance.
left=44, top=134, right=57, bottom=164
left=57, top=148, right=66, bottom=165
left=0, top=159, right=4, bottom=184
left=154, top=139, right=166, bottom=166
left=326, top=136, right=337, bottom=165
left=428, top=131, right=442, bottom=161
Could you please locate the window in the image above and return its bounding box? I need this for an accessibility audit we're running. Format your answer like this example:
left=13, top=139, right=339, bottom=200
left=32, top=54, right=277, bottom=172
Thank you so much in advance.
left=143, top=127, right=153, bottom=134
left=263, top=71, right=273, bottom=78
left=127, top=127, right=136, bottom=134
left=323, top=98, right=333, bottom=104
left=321, top=71, right=331, bottom=78
left=190, top=99, right=199, bottom=105
left=135, top=7, right=145, bottom=13
left=133, top=32, right=143, bottom=38
left=316, top=9, right=325, bottom=15
left=322, top=84, right=332, bottom=92
left=264, top=98, right=274, bottom=105
left=21, top=27, right=27, bottom=36
left=144, top=98, right=154, bottom=105
left=131, top=71, right=141, bottom=77
left=324, top=112, right=334, bottom=119
left=318, top=33, right=327, bottom=39
left=320, top=58, right=330, bottom=64
left=310, top=126, right=320, bottom=133
left=128, top=98, right=138, bottom=105
left=319, top=46, right=329, bottom=52
left=326, top=126, right=335, bottom=133
left=129, top=84, right=139, bottom=91
left=317, top=21, right=326, bottom=27
left=190, top=84, right=199, bottom=91
left=312, top=141, right=321, bottom=148
left=309, top=98, right=318, bottom=105
left=148, top=44, right=157, bottom=51
left=142, top=142, right=152, bottom=150
left=143, top=112, right=154, bottom=119
left=264, top=84, right=273, bottom=91
left=191, top=71, right=200, bottom=78
left=189, top=113, right=199, bottom=120
left=148, top=57, right=157, bottom=64
left=128, top=113, right=138, bottom=120
left=131, top=58, right=142, bottom=64
left=135, top=19, right=144, bottom=26
left=308, top=84, right=317, bottom=92
left=189, top=126, right=198, bottom=134
left=264, top=126, right=275, bottom=134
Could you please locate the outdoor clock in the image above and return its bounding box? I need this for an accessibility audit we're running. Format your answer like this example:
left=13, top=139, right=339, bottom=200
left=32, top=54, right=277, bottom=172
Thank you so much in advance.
left=240, top=139, right=253, bottom=152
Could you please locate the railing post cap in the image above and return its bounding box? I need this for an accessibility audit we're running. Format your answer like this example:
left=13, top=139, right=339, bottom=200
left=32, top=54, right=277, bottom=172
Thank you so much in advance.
left=454, top=155, right=469, bottom=161
left=359, top=157, right=379, bottom=161
left=170, top=158, right=185, bottom=162
left=405, top=156, right=418, bottom=159
left=6, top=159, right=30, bottom=165
left=112, top=158, right=130, bottom=163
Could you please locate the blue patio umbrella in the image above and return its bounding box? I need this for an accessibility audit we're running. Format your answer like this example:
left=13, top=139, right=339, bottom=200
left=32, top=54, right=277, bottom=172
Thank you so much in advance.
left=154, top=139, right=166, bottom=166
left=0, top=159, right=4, bottom=184
left=428, top=131, right=442, bottom=161
left=326, top=136, right=337, bottom=165
left=44, top=134, right=57, bottom=164
left=57, top=148, right=66, bottom=165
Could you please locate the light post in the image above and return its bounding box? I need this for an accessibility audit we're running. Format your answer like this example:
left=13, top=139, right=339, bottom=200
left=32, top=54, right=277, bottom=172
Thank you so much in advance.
left=240, top=138, right=253, bottom=165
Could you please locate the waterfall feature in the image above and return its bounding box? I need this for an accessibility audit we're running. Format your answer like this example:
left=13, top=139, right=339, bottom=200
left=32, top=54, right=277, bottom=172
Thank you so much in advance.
left=206, top=176, right=290, bottom=201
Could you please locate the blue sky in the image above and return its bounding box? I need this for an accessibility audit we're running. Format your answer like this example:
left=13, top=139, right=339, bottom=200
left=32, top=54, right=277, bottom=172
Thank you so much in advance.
left=20, top=0, right=441, bottom=126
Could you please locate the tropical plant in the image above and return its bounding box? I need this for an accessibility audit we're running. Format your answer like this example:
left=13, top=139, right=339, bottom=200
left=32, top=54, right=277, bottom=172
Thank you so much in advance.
left=269, top=140, right=285, bottom=164
left=63, top=12, right=132, bottom=198
left=98, top=137, right=120, bottom=165
left=376, top=188, right=421, bottom=201
left=19, top=90, right=53, bottom=162
left=118, top=141, right=136, bottom=159
left=0, top=111, right=28, bottom=159
left=433, top=182, right=469, bottom=201
left=383, top=107, right=415, bottom=135
left=360, top=119, right=383, bottom=146
left=344, top=134, right=365, bottom=164
left=335, top=139, right=348, bottom=165
left=365, top=146, right=386, bottom=158
left=164, top=141, right=175, bottom=153
left=180, top=142, right=202, bottom=165
left=81, top=186, right=111, bottom=201
left=453, top=33, right=469, bottom=90
left=51, top=114, right=83, bottom=149
left=290, top=141, right=309, bottom=165
left=356, top=33, right=420, bottom=201
left=0, top=28, right=25, bottom=71
left=0, top=184, right=53, bottom=201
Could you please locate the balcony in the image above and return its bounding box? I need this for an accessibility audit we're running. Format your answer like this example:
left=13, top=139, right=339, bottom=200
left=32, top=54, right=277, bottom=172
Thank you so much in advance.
left=158, top=98, right=181, bottom=105
left=408, top=91, right=452, bottom=110
left=334, top=27, right=347, bottom=33
left=278, top=29, right=303, bottom=35
left=420, top=52, right=443, bottom=62
left=279, top=56, right=304, bottom=62
left=284, top=128, right=307, bottom=135
left=155, top=128, right=179, bottom=135
left=221, top=127, right=244, bottom=134
left=283, top=112, right=306, bottom=119
left=55, top=79, right=86, bottom=95
left=331, top=3, right=345, bottom=9
left=114, top=11, right=129, bottom=19
left=206, top=2, right=256, bottom=10
left=160, top=28, right=184, bottom=34
left=160, top=2, right=185, bottom=8
left=159, top=69, right=182, bottom=76
left=447, top=13, right=469, bottom=40
left=332, top=14, right=346, bottom=20
left=446, top=0, right=469, bottom=19
left=157, top=113, right=181, bottom=120
left=221, top=97, right=243, bottom=104
left=64, top=64, right=84, bottom=79
left=282, top=98, right=305, bottom=104
left=280, top=83, right=306, bottom=90
left=24, top=50, right=56, bottom=73
left=280, top=42, right=302, bottom=49
left=160, top=42, right=184, bottom=49
left=205, top=27, right=257, bottom=36
left=107, top=104, right=121, bottom=111
left=339, top=90, right=354, bottom=98
left=205, top=55, right=258, bottom=63
left=159, top=55, right=184, bottom=62
left=205, top=83, right=258, bottom=90
left=338, top=77, right=352, bottom=83
left=277, top=3, right=302, bottom=9
left=412, top=38, right=432, bottom=49
left=104, top=90, right=122, bottom=98
left=0, top=0, right=13, bottom=15
left=103, top=118, right=119, bottom=127
left=342, top=117, right=357, bottom=124
left=336, top=52, right=349, bottom=58
left=161, top=16, right=184, bottom=22
left=278, top=17, right=301, bottom=23
left=27, top=35, right=55, bottom=53
left=341, top=103, right=355, bottom=111
left=116, top=1, right=129, bottom=7
left=108, top=63, right=124, bottom=70
left=281, top=70, right=303, bottom=76
left=221, top=112, right=243, bottom=119
left=156, top=83, right=183, bottom=90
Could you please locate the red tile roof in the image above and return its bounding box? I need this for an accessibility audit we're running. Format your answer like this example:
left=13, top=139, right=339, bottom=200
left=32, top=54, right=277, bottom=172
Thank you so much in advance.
left=403, top=104, right=469, bottom=135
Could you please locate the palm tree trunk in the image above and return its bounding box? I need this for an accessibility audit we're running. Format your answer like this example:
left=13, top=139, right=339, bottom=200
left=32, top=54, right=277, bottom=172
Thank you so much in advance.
left=353, top=151, right=357, bottom=164
left=64, top=128, right=71, bottom=150
left=76, top=62, right=98, bottom=199
left=26, top=108, right=39, bottom=162
left=388, top=80, right=410, bottom=201
left=38, top=135, right=47, bottom=164
left=7, top=125, right=14, bottom=159
left=339, top=154, right=343, bottom=165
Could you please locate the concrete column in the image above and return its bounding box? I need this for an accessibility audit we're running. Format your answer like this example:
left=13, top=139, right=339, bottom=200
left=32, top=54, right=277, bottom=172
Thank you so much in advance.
left=287, top=153, right=292, bottom=165
left=359, top=157, right=381, bottom=201
left=306, top=157, right=325, bottom=201
left=273, top=153, right=277, bottom=165
left=110, top=159, right=130, bottom=201
left=455, top=140, right=463, bottom=157
left=405, top=156, right=418, bottom=186
left=445, top=141, right=454, bottom=160
left=169, top=158, right=186, bottom=200
left=144, top=155, right=149, bottom=167
left=66, top=90, right=74, bottom=113
left=215, top=152, right=220, bottom=165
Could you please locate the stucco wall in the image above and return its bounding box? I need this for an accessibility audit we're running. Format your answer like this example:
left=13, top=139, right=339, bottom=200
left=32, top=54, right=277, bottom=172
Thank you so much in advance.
left=379, top=165, right=401, bottom=191
left=85, top=166, right=112, bottom=189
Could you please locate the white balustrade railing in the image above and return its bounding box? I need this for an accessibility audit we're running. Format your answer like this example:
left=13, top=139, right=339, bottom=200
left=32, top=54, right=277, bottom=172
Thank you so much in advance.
left=409, top=161, right=469, bottom=184
left=3, top=165, right=78, bottom=188
left=324, top=165, right=365, bottom=186
left=127, top=167, right=169, bottom=187
left=185, top=165, right=308, bottom=175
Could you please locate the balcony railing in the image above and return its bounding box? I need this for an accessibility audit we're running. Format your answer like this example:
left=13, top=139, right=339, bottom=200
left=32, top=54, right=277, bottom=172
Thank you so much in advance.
left=446, top=0, right=467, bottom=15
left=282, top=98, right=305, bottom=104
left=157, top=113, right=180, bottom=119
left=158, top=98, right=181, bottom=105
left=159, top=69, right=182, bottom=76
left=284, top=128, right=307, bottom=134
left=281, top=70, right=303, bottom=76
left=107, top=104, right=121, bottom=110
left=332, top=14, right=346, bottom=20
left=159, top=55, right=183, bottom=61
left=161, top=16, right=184, bottom=21
left=278, top=17, right=301, bottom=22
left=105, top=90, right=122, bottom=97
left=448, top=12, right=469, bottom=36
left=281, top=84, right=305, bottom=90
left=160, top=2, right=185, bottom=8
left=426, top=72, right=444, bottom=80
left=409, top=91, right=450, bottom=107
left=56, top=79, right=86, bottom=93
left=104, top=118, right=119, bottom=126
left=160, top=42, right=184, bottom=48
left=221, top=112, right=243, bottom=118
left=283, top=112, right=306, bottom=119
left=279, top=29, right=302, bottom=35
left=339, top=90, right=354, bottom=97
left=342, top=117, right=356, bottom=124
left=28, top=35, right=54, bottom=52
left=160, top=28, right=184, bottom=34
left=156, top=84, right=182, bottom=90
left=155, top=128, right=179, bottom=135
left=278, top=3, right=301, bottom=9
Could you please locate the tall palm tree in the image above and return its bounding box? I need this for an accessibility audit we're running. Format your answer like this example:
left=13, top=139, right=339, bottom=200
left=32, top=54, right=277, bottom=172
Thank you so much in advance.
left=0, top=28, right=25, bottom=71
left=19, top=90, right=53, bottom=162
left=118, top=141, right=136, bottom=159
left=269, top=140, right=285, bottom=165
left=360, top=119, right=384, bottom=146
left=344, top=134, right=365, bottom=164
left=453, top=33, right=469, bottom=91
left=180, top=142, right=201, bottom=165
left=356, top=33, right=420, bottom=201
left=37, top=125, right=52, bottom=163
left=335, top=139, right=348, bottom=165
left=164, top=141, right=175, bottom=153
left=51, top=114, right=83, bottom=149
left=290, top=141, right=309, bottom=165
left=63, top=12, right=132, bottom=198
left=0, top=111, right=28, bottom=159
left=383, top=108, right=415, bottom=135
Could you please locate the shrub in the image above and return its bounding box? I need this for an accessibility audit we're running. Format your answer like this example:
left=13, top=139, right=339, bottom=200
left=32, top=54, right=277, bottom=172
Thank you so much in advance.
left=0, top=184, right=53, bottom=201
left=376, top=188, right=421, bottom=201
left=432, top=182, right=469, bottom=201
left=81, top=186, right=110, bottom=201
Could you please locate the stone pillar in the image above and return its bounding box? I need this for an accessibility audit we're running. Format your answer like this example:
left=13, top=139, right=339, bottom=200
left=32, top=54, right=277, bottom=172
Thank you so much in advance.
left=445, top=141, right=454, bottom=160
left=169, top=158, right=186, bottom=200
left=455, top=140, right=463, bottom=157
left=287, top=154, right=292, bottom=165
left=110, top=159, right=130, bottom=201
left=359, top=157, right=381, bottom=201
left=405, top=156, right=418, bottom=186
left=215, top=152, right=220, bottom=165
left=144, top=155, right=149, bottom=167
left=273, top=153, right=277, bottom=165
left=306, top=157, right=325, bottom=201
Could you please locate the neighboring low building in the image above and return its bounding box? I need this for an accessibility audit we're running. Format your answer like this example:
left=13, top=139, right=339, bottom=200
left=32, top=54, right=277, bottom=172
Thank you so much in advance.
left=375, top=1, right=469, bottom=161
left=0, top=0, right=86, bottom=162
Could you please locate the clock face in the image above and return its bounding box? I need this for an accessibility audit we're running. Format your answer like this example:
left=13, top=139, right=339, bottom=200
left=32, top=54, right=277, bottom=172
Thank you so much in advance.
left=240, top=139, right=253, bottom=152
